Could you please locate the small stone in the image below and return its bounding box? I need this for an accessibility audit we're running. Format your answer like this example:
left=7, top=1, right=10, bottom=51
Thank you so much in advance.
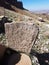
left=43, top=31, right=49, bottom=38
left=45, top=48, right=48, bottom=52
left=16, top=53, right=32, bottom=65
left=45, top=60, right=48, bottom=62
left=32, top=56, right=40, bottom=65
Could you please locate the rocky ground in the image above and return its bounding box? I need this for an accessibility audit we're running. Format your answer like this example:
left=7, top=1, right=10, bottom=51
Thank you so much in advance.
left=0, top=9, right=49, bottom=65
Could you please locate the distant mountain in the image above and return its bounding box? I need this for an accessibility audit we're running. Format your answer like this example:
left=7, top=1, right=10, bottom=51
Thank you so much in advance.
left=32, top=10, right=49, bottom=14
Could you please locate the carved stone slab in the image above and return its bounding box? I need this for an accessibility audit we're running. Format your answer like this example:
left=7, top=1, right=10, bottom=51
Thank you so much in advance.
left=5, top=22, right=38, bottom=53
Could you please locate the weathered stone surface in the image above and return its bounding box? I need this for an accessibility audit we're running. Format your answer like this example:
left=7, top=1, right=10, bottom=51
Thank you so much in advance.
left=5, top=22, right=38, bottom=53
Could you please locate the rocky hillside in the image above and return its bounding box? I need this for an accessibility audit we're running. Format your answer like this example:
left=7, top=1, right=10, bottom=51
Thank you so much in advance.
left=0, top=0, right=49, bottom=65
left=0, top=0, right=39, bottom=19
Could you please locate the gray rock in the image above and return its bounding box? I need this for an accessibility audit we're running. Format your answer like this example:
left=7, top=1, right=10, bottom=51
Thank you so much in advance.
left=5, top=22, right=39, bottom=54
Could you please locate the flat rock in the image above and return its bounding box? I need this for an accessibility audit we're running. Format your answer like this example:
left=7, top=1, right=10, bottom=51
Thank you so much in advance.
left=5, top=22, right=38, bottom=54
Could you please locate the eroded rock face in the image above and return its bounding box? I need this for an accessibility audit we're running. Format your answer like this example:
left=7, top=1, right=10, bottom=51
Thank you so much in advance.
left=5, top=22, right=39, bottom=53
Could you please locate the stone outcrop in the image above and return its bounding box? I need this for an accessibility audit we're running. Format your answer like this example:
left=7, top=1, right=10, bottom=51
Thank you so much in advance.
left=5, top=22, right=39, bottom=54
left=0, top=0, right=23, bottom=10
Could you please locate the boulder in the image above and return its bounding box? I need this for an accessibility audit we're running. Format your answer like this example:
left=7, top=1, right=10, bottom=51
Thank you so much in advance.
left=5, top=22, right=39, bottom=54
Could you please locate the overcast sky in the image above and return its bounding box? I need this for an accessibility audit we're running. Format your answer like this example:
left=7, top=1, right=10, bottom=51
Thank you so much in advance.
left=21, top=0, right=49, bottom=11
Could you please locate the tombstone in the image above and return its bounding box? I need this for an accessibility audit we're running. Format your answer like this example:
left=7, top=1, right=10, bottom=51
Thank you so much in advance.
left=5, top=22, right=39, bottom=54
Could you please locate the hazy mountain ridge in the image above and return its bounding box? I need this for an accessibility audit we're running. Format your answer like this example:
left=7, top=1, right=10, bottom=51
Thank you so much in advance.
left=32, top=10, right=49, bottom=14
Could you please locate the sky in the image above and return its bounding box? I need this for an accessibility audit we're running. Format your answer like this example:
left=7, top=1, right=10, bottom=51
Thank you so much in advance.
left=21, top=0, right=49, bottom=11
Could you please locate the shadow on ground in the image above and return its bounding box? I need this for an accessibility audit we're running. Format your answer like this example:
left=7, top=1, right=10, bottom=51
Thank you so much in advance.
left=0, top=45, right=21, bottom=65
left=30, top=50, right=49, bottom=65
left=0, top=17, right=12, bottom=34
left=0, top=45, right=49, bottom=65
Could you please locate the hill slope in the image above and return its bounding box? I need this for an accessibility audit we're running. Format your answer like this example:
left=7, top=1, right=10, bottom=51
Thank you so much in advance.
left=0, top=1, right=49, bottom=65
